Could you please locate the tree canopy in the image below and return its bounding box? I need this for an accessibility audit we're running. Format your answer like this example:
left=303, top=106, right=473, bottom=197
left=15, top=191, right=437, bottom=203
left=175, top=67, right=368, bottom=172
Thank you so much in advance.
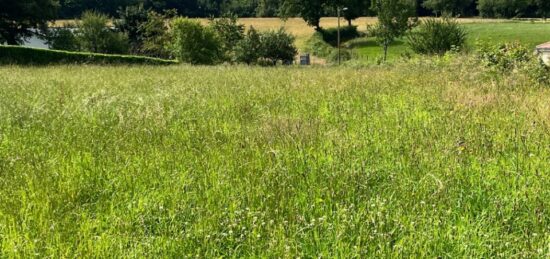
left=0, top=0, right=58, bottom=44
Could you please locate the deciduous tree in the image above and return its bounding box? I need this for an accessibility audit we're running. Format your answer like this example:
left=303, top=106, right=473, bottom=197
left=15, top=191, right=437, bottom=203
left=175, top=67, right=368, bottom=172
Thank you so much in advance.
left=371, top=0, right=417, bottom=61
left=0, top=0, right=58, bottom=44
left=422, top=0, right=474, bottom=16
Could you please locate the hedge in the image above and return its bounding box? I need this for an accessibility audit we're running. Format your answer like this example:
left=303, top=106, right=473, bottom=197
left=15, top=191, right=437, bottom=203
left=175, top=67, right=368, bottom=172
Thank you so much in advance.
left=319, top=26, right=361, bottom=47
left=0, top=45, right=178, bottom=65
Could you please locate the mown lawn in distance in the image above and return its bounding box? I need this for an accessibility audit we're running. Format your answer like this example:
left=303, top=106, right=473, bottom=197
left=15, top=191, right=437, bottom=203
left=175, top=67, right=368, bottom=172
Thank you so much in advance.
left=354, top=22, right=550, bottom=62
left=0, top=62, right=549, bottom=257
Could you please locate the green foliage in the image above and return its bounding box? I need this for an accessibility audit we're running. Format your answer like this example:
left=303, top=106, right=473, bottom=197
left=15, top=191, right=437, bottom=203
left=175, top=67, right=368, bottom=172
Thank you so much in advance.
left=234, top=27, right=297, bottom=65
left=303, top=32, right=335, bottom=58
left=258, top=28, right=297, bottom=65
left=115, top=6, right=175, bottom=58
left=209, top=14, right=246, bottom=61
left=280, top=0, right=325, bottom=29
left=476, top=41, right=550, bottom=86
left=524, top=57, right=550, bottom=86
left=422, top=0, right=475, bottom=16
left=139, top=10, right=175, bottom=58
left=170, top=18, right=222, bottom=65
left=59, top=0, right=140, bottom=17
left=51, top=0, right=550, bottom=20
left=115, top=4, right=150, bottom=50
left=319, top=26, right=360, bottom=46
left=477, top=0, right=530, bottom=18
left=256, top=0, right=283, bottom=16
left=477, top=41, right=531, bottom=70
left=371, top=0, right=417, bottom=61
left=303, top=30, right=358, bottom=63
left=327, top=48, right=356, bottom=63
left=0, top=45, right=177, bottom=65
left=0, top=0, right=58, bottom=45
left=532, top=0, right=550, bottom=18
left=234, top=26, right=262, bottom=64
left=77, top=11, right=130, bottom=54
left=45, top=26, right=80, bottom=51
left=342, top=0, right=371, bottom=25
left=407, top=17, right=467, bottom=55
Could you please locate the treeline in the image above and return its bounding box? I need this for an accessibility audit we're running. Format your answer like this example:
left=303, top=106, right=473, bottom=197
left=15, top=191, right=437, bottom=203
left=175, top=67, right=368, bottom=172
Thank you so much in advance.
left=57, top=0, right=550, bottom=19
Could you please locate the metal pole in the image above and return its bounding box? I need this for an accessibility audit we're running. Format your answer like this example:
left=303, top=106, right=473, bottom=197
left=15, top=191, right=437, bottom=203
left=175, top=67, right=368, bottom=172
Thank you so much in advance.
left=337, top=7, right=341, bottom=65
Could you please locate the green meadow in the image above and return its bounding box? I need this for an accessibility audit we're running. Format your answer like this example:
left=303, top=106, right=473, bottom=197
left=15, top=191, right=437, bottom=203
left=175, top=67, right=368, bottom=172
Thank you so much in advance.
left=354, top=22, right=550, bottom=61
left=1, top=57, right=549, bottom=257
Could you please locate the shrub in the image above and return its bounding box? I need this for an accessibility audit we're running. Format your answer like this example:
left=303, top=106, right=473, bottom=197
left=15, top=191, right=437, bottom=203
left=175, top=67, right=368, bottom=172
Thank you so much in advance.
left=209, top=14, right=245, bottom=62
left=407, top=18, right=467, bottom=55
left=0, top=45, right=177, bottom=65
left=170, top=18, right=222, bottom=65
left=303, top=32, right=334, bottom=58
left=77, top=11, right=130, bottom=54
left=258, top=28, right=297, bottom=65
left=115, top=4, right=149, bottom=50
left=45, top=26, right=80, bottom=51
left=476, top=42, right=549, bottom=86
left=327, top=48, right=356, bottom=64
left=115, top=6, right=175, bottom=58
left=234, top=27, right=297, bottom=66
left=139, top=10, right=174, bottom=59
left=477, top=41, right=531, bottom=71
left=234, top=26, right=262, bottom=65
left=319, top=26, right=360, bottom=46
left=524, top=58, right=550, bottom=86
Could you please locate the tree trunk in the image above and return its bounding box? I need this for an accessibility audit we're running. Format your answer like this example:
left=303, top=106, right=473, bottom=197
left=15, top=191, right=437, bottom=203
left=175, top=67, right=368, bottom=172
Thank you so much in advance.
left=347, top=19, right=352, bottom=27
left=383, top=44, right=388, bottom=61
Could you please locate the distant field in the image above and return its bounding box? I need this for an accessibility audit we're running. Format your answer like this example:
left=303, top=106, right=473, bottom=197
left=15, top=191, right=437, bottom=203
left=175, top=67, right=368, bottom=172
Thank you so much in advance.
left=53, top=17, right=540, bottom=50
left=1, top=58, right=550, bottom=257
left=354, top=22, right=550, bottom=62
left=51, top=17, right=550, bottom=63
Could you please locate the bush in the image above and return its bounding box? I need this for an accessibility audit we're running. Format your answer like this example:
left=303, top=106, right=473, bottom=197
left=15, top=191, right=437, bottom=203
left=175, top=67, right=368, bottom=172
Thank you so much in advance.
left=209, top=14, right=245, bottom=62
left=45, top=26, right=80, bottom=51
left=234, top=26, right=262, bottom=65
left=170, top=18, right=222, bottom=65
left=115, top=4, right=149, bottom=50
left=139, top=10, right=174, bottom=59
left=0, top=45, right=177, bottom=65
left=407, top=18, right=467, bottom=55
left=476, top=42, right=549, bottom=86
left=319, top=26, right=360, bottom=46
left=303, top=32, right=334, bottom=58
left=258, top=28, right=297, bottom=65
left=524, top=58, right=550, bottom=86
left=477, top=41, right=531, bottom=71
left=327, top=48, right=356, bottom=64
left=234, top=27, right=297, bottom=66
left=115, top=6, right=175, bottom=58
left=77, top=11, right=130, bottom=54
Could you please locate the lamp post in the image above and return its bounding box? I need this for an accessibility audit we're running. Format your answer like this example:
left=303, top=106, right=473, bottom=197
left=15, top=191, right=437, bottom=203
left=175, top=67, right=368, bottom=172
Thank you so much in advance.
left=337, top=7, right=348, bottom=65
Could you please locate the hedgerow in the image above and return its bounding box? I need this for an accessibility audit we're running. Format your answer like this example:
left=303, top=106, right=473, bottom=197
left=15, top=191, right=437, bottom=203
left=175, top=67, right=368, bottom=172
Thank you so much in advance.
left=0, top=45, right=177, bottom=65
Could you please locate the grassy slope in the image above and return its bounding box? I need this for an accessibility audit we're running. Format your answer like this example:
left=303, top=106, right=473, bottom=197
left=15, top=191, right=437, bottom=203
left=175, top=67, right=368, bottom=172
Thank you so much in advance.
left=354, top=22, right=550, bottom=62
left=0, top=61, right=549, bottom=257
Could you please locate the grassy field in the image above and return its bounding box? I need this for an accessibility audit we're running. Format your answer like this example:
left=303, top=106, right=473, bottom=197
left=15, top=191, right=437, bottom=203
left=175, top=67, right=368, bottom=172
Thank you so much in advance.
left=1, top=57, right=550, bottom=257
left=354, top=22, right=550, bottom=62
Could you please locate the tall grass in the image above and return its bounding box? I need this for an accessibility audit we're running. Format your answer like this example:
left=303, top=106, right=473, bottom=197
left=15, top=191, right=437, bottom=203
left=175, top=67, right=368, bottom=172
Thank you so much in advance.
left=0, top=59, right=549, bottom=257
